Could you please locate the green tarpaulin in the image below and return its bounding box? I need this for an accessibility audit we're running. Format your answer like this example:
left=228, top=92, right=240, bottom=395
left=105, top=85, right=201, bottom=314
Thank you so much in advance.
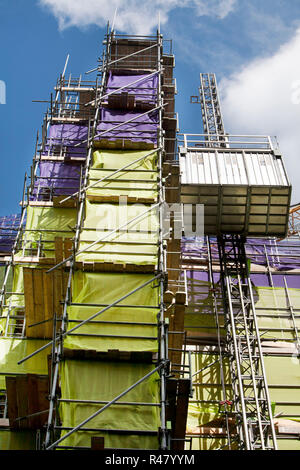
left=255, top=287, right=300, bottom=341
left=87, top=150, right=158, bottom=201
left=22, top=206, right=76, bottom=258
left=0, top=430, right=36, bottom=450
left=59, top=359, right=161, bottom=449
left=0, top=338, right=49, bottom=389
left=64, top=271, right=159, bottom=352
left=77, top=200, right=158, bottom=265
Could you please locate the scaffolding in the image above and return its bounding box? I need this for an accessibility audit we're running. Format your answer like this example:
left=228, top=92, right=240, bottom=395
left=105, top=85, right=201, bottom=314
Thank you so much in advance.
left=180, top=74, right=299, bottom=451
left=217, top=234, right=277, bottom=449
left=1, top=23, right=299, bottom=453
left=0, top=24, right=190, bottom=451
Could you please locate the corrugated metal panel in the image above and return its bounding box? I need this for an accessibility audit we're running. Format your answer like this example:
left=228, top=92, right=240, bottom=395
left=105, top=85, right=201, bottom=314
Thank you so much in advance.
left=180, top=150, right=289, bottom=186
left=180, top=148, right=291, bottom=237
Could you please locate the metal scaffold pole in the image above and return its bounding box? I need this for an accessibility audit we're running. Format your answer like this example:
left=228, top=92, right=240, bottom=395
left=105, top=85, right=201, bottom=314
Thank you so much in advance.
left=157, top=27, right=168, bottom=450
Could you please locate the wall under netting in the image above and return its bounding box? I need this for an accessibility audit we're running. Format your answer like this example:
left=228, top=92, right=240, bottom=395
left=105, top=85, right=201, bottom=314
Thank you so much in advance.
left=181, top=235, right=300, bottom=450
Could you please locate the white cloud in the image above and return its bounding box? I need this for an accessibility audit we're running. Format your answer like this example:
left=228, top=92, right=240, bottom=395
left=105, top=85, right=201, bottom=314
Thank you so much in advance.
left=39, top=0, right=237, bottom=35
left=194, top=0, right=237, bottom=19
left=220, top=29, right=300, bottom=203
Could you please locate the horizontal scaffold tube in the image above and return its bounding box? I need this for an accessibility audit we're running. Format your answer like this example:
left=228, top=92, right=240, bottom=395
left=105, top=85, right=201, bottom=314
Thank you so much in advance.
left=18, top=273, right=161, bottom=365
left=46, top=362, right=164, bottom=450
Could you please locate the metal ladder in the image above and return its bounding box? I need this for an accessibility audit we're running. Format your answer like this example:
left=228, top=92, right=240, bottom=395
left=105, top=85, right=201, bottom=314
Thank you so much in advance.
left=199, top=73, right=226, bottom=145
left=217, top=234, right=277, bottom=449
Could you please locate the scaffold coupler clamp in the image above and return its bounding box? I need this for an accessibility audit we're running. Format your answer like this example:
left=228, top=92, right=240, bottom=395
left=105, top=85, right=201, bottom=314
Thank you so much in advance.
left=219, top=400, right=233, bottom=413
left=161, top=358, right=171, bottom=376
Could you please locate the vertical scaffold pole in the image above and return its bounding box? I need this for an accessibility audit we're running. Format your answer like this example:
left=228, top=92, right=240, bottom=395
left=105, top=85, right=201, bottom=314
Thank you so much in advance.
left=157, top=27, right=168, bottom=450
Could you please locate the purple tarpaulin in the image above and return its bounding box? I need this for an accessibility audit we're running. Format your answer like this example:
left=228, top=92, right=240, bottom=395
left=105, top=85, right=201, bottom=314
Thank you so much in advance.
left=48, top=124, right=88, bottom=141
left=31, top=162, right=82, bottom=200
left=96, top=108, right=158, bottom=144
left=245, top=238, right=300, bottom=271
left=106, top=72, right=158, bottom=104
left=43, top=124, right=88, bottom=159
left=182, top=237, right=300, bottom=271
left=250, top=272, right=300, bottom=288
left=0, top=214, right=22, bottom=253
left=182, top=237, right=300, bottom=289
left=184, top=269, right=300, bottom=289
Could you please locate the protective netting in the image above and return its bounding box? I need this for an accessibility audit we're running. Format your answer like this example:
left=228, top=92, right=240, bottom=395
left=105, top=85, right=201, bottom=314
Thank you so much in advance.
left=87, top=149, right=158, bottom=201
left=106, top=72, right=158, bottom=105
left=0, top=266, right=24, bottom=335
left=96, top=108, right=158, bottom=145
left=0, top=214, right=22, bottom=253
left=59, top=359, right=161, bottom=449
left=21, top=206, right=76, bottom=259
left=64, top=271, right=159, bottom=352
left=0, top=430, right=36, bottom=450
left=186, top=352, right=232, bottom=450
left=76, top=200, right=158, bottom=265
left=31, top=162, right=82, bottom=201
left=0, top=338, right=49, bottom=389
left=43, top=124, right=88, bottom=159
left=186, top=349, right=300, bottom=450
left=182, top=236, right=300, bottom=272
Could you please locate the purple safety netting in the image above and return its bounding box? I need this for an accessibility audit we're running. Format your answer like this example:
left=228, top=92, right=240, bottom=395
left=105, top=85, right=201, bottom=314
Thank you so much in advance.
left=182, top=237, right=300, bottom=289
left=245, top=238, right=300, bottom=271
left=184, top=268, right=299, bottom=290
left=106, top=71, right=158, bottom=104
left=96, top=108, right=158, bottom=144
left=183, top=269, right=268, bottom=309
left=31, top=162, right=82, bottom=200
left=182, top=237, right=300, bottom=271
left=0, top=214, right=22, bottom=253
left=250, top=272, right=300, bottom=288
left=43, top=124, right=88, bottom=159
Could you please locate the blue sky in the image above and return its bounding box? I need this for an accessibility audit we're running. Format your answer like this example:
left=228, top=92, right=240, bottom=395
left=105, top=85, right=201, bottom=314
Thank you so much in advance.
left=1, top=0, right=300, bottom=216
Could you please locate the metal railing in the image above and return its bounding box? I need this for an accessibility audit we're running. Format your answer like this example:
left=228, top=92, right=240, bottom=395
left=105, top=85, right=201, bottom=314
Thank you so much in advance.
left=178, top=133, right=276, bottom=151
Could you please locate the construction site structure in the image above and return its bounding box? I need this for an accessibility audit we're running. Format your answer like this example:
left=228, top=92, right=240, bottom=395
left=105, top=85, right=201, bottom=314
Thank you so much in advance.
left=0, top=26, right=191, bottom=450
left=0, top=31, right=299, bottom=452
left=181, top=73, right=299, bottom=450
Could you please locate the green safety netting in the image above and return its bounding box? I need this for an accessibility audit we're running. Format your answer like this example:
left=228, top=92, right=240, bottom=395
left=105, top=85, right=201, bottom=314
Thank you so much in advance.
left=265, top=355, right=300, bottom=450
left=87, top=150, right=158, bottom=201
left=0, top=337, right=49, bottom=389
left=76, top=200, right=158, bottom=265
left=184, top=279, right=300, bottom=343
left=59, top=359, right=161, bottom=449
left=184, top=279, right=225, bottom=336
left=185, top=351, right=232, bottom=450
left=22, top=206, right=76, bottom=258
left=187, top=352, right=232, bottom=427
left=0, top=267, right=12, bottom=294
left=0, top=430, right=36, bottom=450
left=0, top=266, right=24, bottom=334
left=186, top=351, right=300, bottom=450
left=186, top=402, right=230, bottom=450
left=264, top=355, right=300, bottom=418
left=64, top=271, right=159, bottom=352
left=255, top=287, right=300, bottom=341
left=277, top=439, right=300, bottom=450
